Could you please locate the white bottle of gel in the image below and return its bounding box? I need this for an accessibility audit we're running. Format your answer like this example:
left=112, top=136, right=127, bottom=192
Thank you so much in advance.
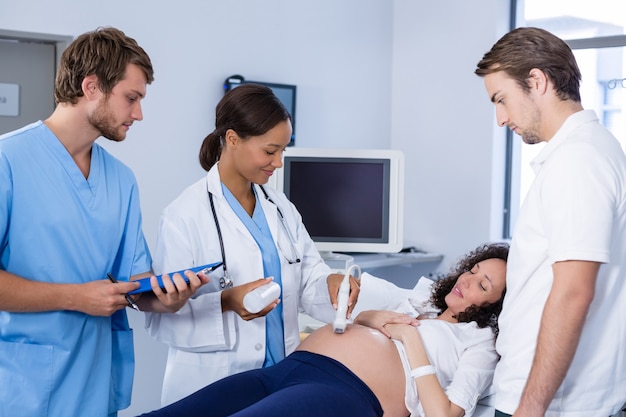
left=243, top=280, right=281, bottom=313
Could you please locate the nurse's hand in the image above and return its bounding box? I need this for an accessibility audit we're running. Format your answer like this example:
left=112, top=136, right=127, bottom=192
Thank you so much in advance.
left=327, top=273, right=361, bottom=318
left=221, top=278, right=280, bottom=321
left=76, top=279, right=141, bottom=316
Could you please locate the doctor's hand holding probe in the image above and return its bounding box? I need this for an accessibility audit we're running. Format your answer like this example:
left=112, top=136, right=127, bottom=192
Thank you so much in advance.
left=145, top=83, right=360, bottom=406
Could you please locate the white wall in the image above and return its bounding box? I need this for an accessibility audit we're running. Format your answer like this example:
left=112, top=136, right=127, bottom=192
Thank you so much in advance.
left=391, top=0, right=511, bottom=266
left=0, top=1, right=509, bottom=415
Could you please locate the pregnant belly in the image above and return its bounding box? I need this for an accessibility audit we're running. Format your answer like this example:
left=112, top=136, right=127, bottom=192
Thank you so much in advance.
left=296, top=324, right=408, bottom=416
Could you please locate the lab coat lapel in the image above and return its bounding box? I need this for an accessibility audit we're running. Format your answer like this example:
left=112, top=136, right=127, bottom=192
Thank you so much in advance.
left=255, top=184, right=280, bottom=245
left=205, top=165, right=251, bottom=240
left=206, top=165, right=282, bottom=247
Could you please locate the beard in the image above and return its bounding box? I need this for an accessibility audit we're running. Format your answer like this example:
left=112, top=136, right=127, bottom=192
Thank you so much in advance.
left=521, top=131, right=542, bottom=145
left=88, top=97, right=126, bottom=142
left=519, top=103, right=543, bottom=145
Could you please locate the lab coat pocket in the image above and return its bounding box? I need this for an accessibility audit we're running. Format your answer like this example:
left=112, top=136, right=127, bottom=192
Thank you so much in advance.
left=0, top=341, right=54, bottom=417
left=108, top=328, right=135, bottom=414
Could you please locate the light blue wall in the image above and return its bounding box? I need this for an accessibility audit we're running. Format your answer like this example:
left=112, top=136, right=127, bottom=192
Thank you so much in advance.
left=391, top=0, right=511, bottom=265
left=0, top=1, right=509, bottom=414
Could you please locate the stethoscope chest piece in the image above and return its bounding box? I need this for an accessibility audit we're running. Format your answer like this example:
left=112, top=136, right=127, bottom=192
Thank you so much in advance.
left=219, top=275, right=234, bottom=289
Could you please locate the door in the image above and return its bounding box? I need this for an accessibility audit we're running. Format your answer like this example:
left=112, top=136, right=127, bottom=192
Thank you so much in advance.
left=0, top=31, right=72, bottom=135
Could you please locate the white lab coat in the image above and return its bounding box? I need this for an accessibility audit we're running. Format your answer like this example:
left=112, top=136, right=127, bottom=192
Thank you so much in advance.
left=145, top=164, right=336, bottom=406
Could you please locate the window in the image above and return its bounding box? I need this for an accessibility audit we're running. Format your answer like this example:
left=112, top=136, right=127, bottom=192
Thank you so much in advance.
left=504, top=0, right=626, bottom=237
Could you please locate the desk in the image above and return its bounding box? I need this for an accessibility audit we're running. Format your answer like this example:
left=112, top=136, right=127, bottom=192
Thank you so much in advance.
left=350, top=252, right=443, bottom=269
left=322, top=251, right=444, bottom=289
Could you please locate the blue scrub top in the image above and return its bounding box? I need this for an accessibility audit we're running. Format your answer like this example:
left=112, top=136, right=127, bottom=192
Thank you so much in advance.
left=222, top=184, right=285, bottom=366
left=0, top=122, right=152, bottom=417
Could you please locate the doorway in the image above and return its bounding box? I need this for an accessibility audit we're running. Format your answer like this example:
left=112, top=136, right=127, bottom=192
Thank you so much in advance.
left=0, top=30, right=72, bottom=135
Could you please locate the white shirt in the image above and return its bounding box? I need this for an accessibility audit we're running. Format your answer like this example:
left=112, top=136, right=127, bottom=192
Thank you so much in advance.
left=394, top=316, right=498, bottom=417
left=494, top=110, right=626, bottom=416
left=358, top=274, right=498, bottom=416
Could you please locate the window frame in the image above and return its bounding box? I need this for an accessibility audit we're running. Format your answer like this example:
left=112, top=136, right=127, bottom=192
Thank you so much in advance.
left=503, top=0, right=626, bottom=238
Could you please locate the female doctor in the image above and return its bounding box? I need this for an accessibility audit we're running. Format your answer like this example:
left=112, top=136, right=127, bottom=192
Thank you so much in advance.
left=145, top=83, right=360, bottom=406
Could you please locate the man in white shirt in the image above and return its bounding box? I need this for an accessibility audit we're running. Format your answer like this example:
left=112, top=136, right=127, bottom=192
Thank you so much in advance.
left=475, top=27, right=626, bottom=417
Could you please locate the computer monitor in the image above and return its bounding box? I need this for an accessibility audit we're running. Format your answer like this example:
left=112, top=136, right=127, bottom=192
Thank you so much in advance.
left=223, top=75, right=297, bottom=146
left=270, top=148, right=405, bottom=255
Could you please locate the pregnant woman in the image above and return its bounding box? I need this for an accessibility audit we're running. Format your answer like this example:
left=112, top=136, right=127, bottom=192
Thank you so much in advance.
left=138, top=242, right=508, bottom=417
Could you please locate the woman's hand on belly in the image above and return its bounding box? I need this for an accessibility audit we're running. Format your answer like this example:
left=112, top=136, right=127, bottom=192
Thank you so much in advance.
left=353, top=310, right=420, bottom=338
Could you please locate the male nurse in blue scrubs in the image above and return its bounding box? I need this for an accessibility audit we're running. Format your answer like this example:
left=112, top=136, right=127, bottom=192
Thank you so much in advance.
left=0, top=27, right=207, bottom=417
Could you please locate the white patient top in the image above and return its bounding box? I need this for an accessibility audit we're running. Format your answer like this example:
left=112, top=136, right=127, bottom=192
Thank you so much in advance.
left=394, top=320, right=498, bottom=417
left=356, top=273, right=498, bottom=417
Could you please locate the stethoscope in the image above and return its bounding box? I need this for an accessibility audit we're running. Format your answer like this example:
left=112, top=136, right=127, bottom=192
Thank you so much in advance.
left=207, top=184, right=301, bottom=289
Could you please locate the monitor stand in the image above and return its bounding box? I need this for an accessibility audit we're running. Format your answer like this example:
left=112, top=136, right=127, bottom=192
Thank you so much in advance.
left=319, top=252, right=354, bottom=272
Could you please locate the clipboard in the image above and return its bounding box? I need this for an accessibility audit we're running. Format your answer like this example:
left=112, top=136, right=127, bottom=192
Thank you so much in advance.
left=128, top=261, right=223, bottom=295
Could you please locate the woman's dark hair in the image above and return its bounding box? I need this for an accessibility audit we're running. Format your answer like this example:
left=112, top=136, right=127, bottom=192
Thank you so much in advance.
left=429, top=242, right=509, bottom=334
left=199, top=83, right=291, bottom=171
left=475, top=27, right=581, bottom=102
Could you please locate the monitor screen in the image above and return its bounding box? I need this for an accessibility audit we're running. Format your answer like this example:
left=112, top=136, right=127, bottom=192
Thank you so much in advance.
left=223, top=75, right=296, bottom=146
left=270, top=148, right=404, bottom=254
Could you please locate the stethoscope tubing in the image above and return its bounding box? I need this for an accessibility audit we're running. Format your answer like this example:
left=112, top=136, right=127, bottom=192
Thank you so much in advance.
left=208, top=191, right=232, bottom=287
left=206, top=183, right=301, bottom=288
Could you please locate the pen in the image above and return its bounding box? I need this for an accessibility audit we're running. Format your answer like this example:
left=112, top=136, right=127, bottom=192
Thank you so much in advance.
left=107, top=272, right=140, bottom=311
left=200, top=261, right=224, bottom=275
